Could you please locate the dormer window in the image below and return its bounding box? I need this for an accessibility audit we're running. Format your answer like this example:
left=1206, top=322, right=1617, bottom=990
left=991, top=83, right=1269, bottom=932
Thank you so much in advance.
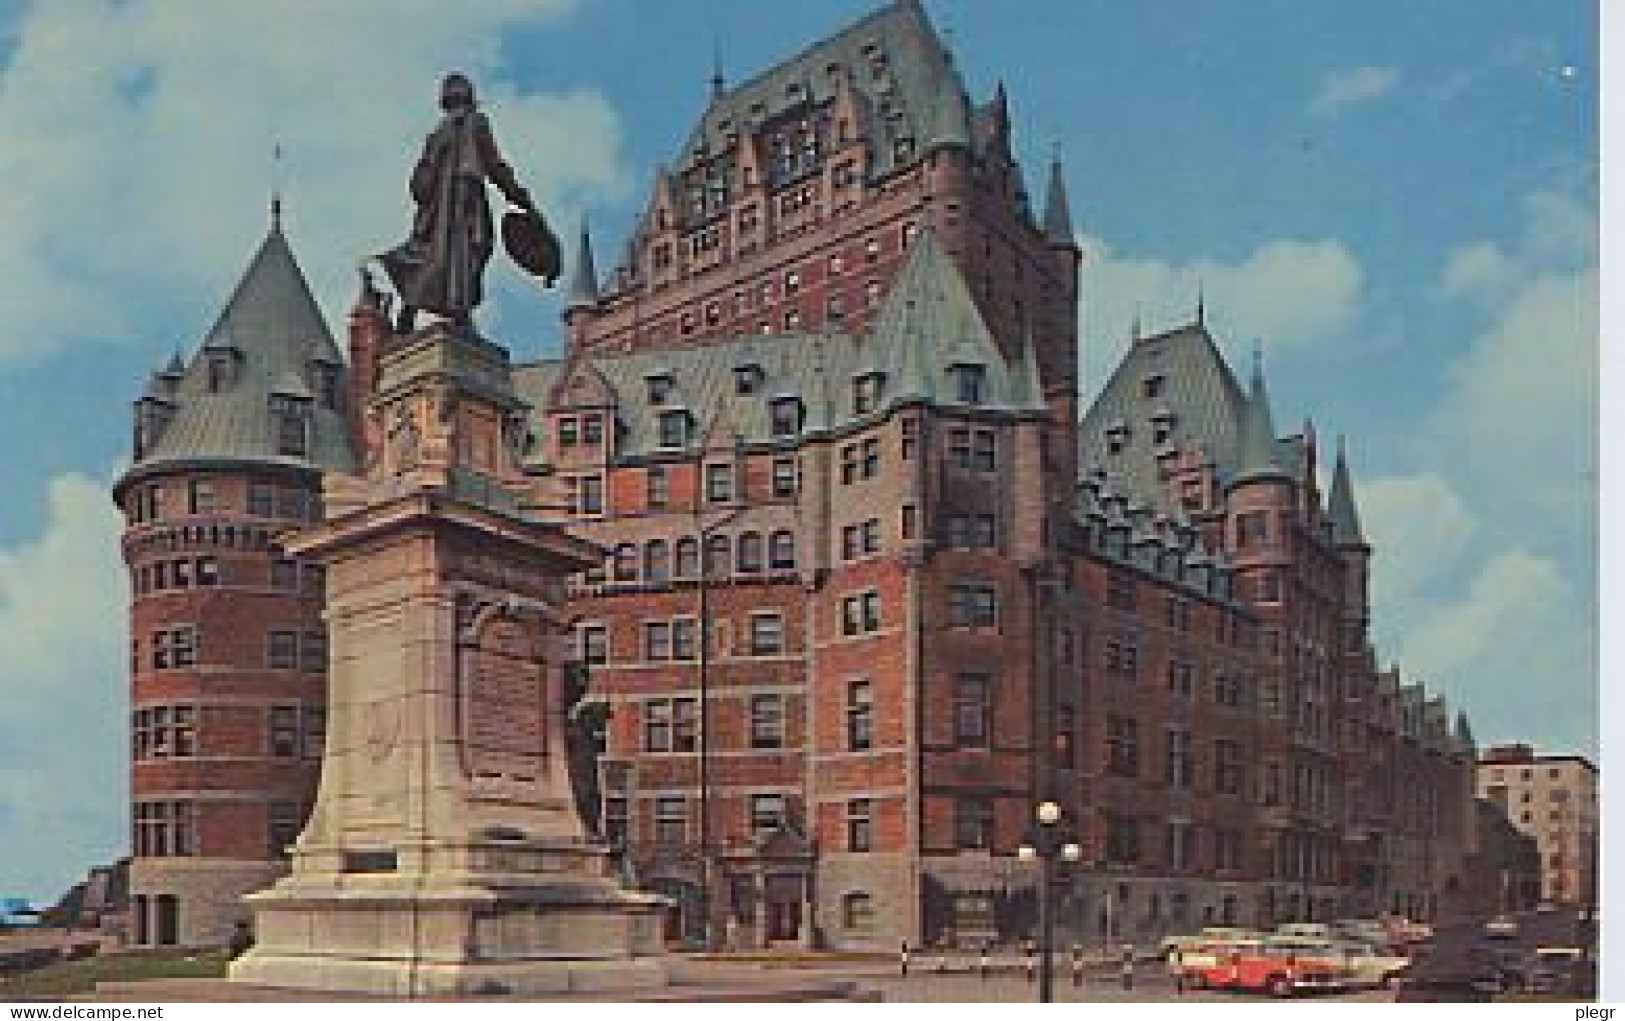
left=206, top=349, right=238, bottom=393
left=733, top=364, right=764, bottom=397
left=1105, top=419, right=1130, bottom=455
left=582, top=414, right=604, bottom=446
left=313, top=361, right=341, bottom=410
left=647, top=372, right=674, bottom=405
left=769, top=396, right=802, bottom=438
left=951, top=364, right=987, bottom=405
left=1151, top=407, right=1177, bottom=446
left=853, top=372, right=886, bottom=416
left=270, top=395, right=310, bottom=457
left=657, top=409, right=691, bottom=448
left=1142, top=374, right=1165, bottom=401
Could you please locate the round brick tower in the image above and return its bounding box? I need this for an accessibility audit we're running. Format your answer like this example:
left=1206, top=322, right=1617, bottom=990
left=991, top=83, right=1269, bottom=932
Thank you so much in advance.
left=112, top=208, right=356, bottom=947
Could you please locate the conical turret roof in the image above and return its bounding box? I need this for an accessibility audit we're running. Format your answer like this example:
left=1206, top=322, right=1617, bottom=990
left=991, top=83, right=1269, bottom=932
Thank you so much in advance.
left=1327, top=436, right=1367, bottom=547
left=1042, top=151, right=1074, bottom=246
left=568, top=216, right=600, bottom=311
left=119, top=216, right=357, bottom=485
left=1233, top=346, right=1291, bottom=486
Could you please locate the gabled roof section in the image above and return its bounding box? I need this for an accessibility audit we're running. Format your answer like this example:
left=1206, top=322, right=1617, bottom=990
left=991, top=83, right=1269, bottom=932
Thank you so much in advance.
left=869, top=228, right=1036, bottom=412
left=127, top=218, right=356, bottom=479
left=1079, top=321, right=1249, bottom=512
left=676, top=0, right=971, bottom=180
left=1327, top=435, right=1367, bottom=548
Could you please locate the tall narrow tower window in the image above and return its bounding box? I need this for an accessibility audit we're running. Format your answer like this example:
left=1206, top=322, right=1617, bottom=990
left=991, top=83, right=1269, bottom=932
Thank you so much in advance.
left=270, top=395, right=310, bottom=457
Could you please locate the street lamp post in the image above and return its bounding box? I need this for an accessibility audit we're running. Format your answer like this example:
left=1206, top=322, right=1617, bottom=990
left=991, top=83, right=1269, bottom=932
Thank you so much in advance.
left=1018, top=801, right=1082, bottom=1003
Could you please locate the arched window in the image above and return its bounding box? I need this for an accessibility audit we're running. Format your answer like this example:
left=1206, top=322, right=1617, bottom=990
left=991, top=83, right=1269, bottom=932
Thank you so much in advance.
left=769, top=530, right=797, bottom=570
left=704, top=533, right=732, bottom=578
left=737, top=532, right=764, bottom=573
left=645, top=539, right=671, bottom=584
left=675, top=537, right=699, bottom=579
left=613, top=543, right=638, bottom=582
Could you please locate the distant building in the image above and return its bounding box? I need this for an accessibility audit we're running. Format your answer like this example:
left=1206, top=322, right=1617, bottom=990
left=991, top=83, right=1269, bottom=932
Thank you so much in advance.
left=1476, top=743, right=1597, bottom=906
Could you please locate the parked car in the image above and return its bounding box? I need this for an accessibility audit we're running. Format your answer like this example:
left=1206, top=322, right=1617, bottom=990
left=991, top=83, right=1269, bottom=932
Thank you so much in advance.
left=1331, top=942, right=1410, bottom=988
left=1273, top=922, right=1333, bottom=941
left=1187, top=944, right=1344, bottom=997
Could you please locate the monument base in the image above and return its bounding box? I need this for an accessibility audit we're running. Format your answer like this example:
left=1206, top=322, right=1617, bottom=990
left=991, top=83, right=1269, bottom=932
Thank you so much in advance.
left=229, top=841, right=669, bottom=997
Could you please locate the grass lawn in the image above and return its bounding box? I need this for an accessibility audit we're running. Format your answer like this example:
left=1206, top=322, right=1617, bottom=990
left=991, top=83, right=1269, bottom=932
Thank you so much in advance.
left=0, top=949, right=230, bottom=1000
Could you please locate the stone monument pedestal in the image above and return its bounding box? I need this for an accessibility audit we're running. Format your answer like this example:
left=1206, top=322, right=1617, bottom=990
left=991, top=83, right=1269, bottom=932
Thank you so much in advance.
left=229, top=318, right=667, bottom=996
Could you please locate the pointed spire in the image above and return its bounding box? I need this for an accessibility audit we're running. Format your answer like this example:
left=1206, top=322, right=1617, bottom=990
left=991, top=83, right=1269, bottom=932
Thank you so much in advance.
left=568, top=215, right=600, bottom=311
left=1233, top=341, right=1289, bottom=485
left=1454, top=710, right=1475, bottom=748
left=162, top=351, right=185, bottom=378
left=1195, top=281, right=1206, bottom=328
left=270, top=141, right=285, bottom=232
left=709, top=36, right=726, bottom=100
left=1042, top=147, right=1074, bottom=246
left=1327, top=435, right=1368, bottom=547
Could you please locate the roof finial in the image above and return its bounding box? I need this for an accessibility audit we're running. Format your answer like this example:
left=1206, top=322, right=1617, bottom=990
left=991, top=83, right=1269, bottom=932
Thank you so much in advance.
left=1195, top=279, right=1206, bottom=328
left=709, top=35, right=726, bottom=99
left=1131, top=305, right=1142, bottom=342
left=270, top=141, right=284, bottom=230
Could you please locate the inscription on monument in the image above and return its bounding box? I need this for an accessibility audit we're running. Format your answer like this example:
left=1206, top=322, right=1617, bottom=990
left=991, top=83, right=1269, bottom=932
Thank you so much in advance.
left=464, top=616, right=548, bottom=775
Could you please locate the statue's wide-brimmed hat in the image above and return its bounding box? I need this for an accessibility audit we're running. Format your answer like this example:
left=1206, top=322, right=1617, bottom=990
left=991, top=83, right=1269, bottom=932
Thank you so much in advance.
left=503, top=208, right=561, bottom=286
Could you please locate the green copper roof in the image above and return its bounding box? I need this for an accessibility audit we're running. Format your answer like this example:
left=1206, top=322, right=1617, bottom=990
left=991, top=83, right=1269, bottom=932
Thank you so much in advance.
left=125, top=219, right=357, bottom=480
left=1327, top=436, right=1367, bottom=547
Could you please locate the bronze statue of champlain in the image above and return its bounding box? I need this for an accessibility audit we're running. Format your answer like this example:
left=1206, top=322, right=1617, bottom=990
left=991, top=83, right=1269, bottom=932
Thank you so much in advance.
left=379, top=73, right=558, bottom=336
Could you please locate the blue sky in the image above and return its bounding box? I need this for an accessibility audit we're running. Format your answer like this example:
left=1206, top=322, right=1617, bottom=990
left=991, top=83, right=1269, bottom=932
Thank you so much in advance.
left=0, top=0, right=1598, bottom=904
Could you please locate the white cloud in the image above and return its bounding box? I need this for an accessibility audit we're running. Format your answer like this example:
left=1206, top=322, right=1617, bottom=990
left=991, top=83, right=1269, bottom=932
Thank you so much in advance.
left=1361, top=473, right=1477, bottom=610
left=1080, top=235, right=1363, bottom=389
left=1310, top=65, right=1400, bottom=117
left=0, top=474, right=127, bottom=903
left=0, top=0, right=629, bottom=367
left=1393, top=550, right=1594, bottom=750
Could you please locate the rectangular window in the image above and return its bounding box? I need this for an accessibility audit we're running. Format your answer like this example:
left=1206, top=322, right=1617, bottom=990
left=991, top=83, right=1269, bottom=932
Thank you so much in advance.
left=847, top=798, right=873, bottom=852
left=770, top=399, right=800, bottom=437
left=300, top=630, right=328, bottom=673
left=972, top=430, right=996, bottom=471
left=841, top=592, right=882, bottom=635
left=706, top=463, right=734, bottom=503
left=1105, top=812, right=1141, bottom=865
left=840, top=444, right=860, bottom=485
left=303, top=706, right=325, bottom=759
left=672, top=697, right=698, bottom=753
left=1215, top=739, right=1245, bottom=795
left=954, top=673, right=991, bottom=747
left=644, top=621, right=672, bottom=661
left=187, top=480, right=215, bottom=515
left=657, top=410, right=689, bottom=448
left=954, top=365, right=988, bottom=405
left=267, top=629, right=298, bottom=669
left=1166, top=729, right=1193, bottom=789
left=749, top=613, right=784, bottom=655
left=582, top=414, right=603, bottom=445
left=847, top=681, right=873, bottom=751
left=949, top=584, right=998, bottom=628
left=604, top=797, right=629, bottom=846
left=861, top=437, right=881, bottom=478
left=558, top=416, right=579, bottom=448
left=671, top=618, right=697, bottom=661
left=579, top=624, right=608, bottom=666
left=271, top=558, right=299, bottom=590
left=654, top=795, right=687, bottom=845
left=268, top=801, right=302, bottom=857
left=1237, top=511, right=1268, bottom=548
left=955, top=798, right=995, bottom=850
left=772, top=457, right=797, bottom=497
left=248, top=483, right=274, bottom=517
left=577, top=475, right=604, bottom=515
left=1107, top=572, right=1136, bottom=610
left=647, top=466, right=669, bottom=509
left=1106, top=715, right=1140, bottom=777
left=644, top=700, right=672, bottom=752
left=269, top=705, right=299, bottom=757
left=749, top=793, right=786, bottom=836
left=901, top=417, right=919, bottom=461
left=750, top=694, right=785, bottom=750
left=1166, top=821, right=1194, bottom=872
